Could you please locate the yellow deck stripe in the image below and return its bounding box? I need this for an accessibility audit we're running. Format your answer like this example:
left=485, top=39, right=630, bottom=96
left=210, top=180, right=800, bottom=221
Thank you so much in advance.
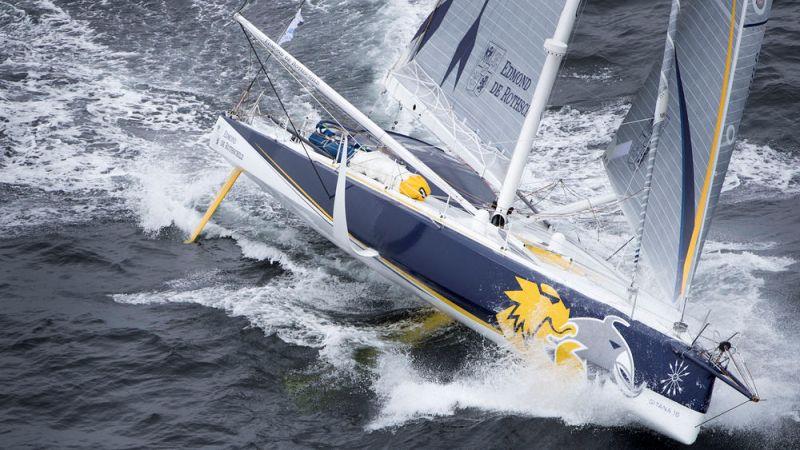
left=379, top=258, right=501, bottom=335
left=680, top=0, right=738, bottom=297
left=255, top=143, right=333, bottom=221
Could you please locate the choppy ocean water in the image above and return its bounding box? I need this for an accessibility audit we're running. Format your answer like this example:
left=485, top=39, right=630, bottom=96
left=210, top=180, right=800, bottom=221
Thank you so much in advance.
left=1, top=0, right=799, bottom=447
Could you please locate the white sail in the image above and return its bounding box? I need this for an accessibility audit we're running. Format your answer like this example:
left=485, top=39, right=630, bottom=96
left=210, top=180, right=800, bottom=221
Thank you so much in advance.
left=385, top=0, right=574, bottom=190
left=605, top=0, right=773, bottom=303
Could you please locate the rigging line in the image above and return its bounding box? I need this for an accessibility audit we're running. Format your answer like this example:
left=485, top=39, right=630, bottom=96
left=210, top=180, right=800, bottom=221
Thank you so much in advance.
left=519, top=180, right=558, bottom=196
left=232, top=1, right=260, bottom=113
left=233, top=67, right=264, bottom=114
left=728, top=349, right=758, bottom=396
left=233, top=0, right=309, bottom=113
left=615, top=104, right=675, bottom=204
left=742, top=359, right=759, bottom=398
left=585, top=196, right=602, bottom=242
left=238, top=22, right=333, bottom=199
left=678, top=292, right=690, bottom=324
left=606, top=236, right=635, bottom=261
left=690, top=322, right=710, bottom=347
left=232, top=36, right=260, bottom=114
left=522, top=182, right=560, bottom=210
left=619, top=116, right=656, bottom=126
left=559, top=180, right=572, bottom=207
left=555, top=181, right=583, bottom=244
left=695, top=399, right=753, bottom=428
left=531, top=202, right=623, bottom=220
left=239, top=16, right=374, bottom=154
left=259, top=48, right=378, bottom=166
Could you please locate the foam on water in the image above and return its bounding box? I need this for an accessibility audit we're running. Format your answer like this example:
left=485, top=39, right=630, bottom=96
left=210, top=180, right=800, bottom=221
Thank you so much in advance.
left=725, top=140, right=800, bottom=197
left=113, top=271, right=401, bottom=373
left=685, top=240, right=799, bottom=429
left=564, top=67, right=617, bottom=82
left=365, top=340, right=654, bottom=432
left=4, top=0, right=799, bottom=439
left=0, top=0, right=214, bottom=236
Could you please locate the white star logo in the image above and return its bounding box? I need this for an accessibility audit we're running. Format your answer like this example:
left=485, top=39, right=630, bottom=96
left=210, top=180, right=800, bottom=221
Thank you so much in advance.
left=660, top=360, right=690, bottom=397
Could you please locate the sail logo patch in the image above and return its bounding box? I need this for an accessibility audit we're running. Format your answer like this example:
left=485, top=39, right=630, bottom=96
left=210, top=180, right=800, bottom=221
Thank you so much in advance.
left=485, top=59, right=534, bottom=117
left=466, top=41, right=506, bottom=97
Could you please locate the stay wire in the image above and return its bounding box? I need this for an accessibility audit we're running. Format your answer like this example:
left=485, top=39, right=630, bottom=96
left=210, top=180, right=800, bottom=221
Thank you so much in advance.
left=238, top=21, right=332, bottom=199
left=695, top=399, right=754, bottom=428
left=606, top=235, right=635, bottom=261
left=233, top=0, right=308, bottom=114
left=233, top=66, right=264, bottom=114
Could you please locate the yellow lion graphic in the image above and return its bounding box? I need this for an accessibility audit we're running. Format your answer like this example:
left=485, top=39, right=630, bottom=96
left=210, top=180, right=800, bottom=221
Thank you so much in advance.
left=496, top=277, right=583, bottom=370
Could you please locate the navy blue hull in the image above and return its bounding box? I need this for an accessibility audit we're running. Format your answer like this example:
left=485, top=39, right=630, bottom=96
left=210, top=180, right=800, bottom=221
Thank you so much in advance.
left=226, top=117, right=717, bottom=414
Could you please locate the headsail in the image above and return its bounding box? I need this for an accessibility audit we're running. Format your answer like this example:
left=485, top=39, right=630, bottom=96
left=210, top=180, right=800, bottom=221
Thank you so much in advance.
left=385, top=0, right=575, bottom=190
left=604, top=0, right=772, bottom=303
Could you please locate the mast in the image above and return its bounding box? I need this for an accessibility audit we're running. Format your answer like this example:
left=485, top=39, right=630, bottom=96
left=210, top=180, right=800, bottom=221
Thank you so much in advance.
left=234, top=13, right=479, bottom=216
left=491, top=0, right=581, bottom=227
left=628, top=0, right=681, bottom=315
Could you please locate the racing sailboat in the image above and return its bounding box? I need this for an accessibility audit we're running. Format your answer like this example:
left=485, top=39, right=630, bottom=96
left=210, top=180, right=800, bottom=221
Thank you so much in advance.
left=188, top=0, right=772, bottom=443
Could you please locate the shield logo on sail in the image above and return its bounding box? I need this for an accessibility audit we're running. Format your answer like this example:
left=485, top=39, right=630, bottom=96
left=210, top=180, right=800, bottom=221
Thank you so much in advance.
left=466, top=41, right=506, bottom=96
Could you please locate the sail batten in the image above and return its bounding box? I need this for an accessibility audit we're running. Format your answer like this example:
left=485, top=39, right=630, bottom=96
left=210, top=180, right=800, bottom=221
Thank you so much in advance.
left=386, top=0, right=571, bottom=191
left=605, top=0, right=772, bottom=305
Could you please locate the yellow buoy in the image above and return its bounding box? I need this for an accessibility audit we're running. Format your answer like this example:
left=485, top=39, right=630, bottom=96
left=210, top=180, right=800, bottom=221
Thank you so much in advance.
left=399, top=174, right=430, bottom=201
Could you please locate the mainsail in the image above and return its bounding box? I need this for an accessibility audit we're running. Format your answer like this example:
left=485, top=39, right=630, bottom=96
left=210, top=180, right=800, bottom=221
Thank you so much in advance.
left=385, top=0, right=575, bottom=190
left=605, top=0, right=772, bottom=303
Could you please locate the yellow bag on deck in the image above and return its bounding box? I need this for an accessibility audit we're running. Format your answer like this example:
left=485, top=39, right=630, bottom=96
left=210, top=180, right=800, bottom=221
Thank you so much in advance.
left=399, top=174, right=430, bottom=201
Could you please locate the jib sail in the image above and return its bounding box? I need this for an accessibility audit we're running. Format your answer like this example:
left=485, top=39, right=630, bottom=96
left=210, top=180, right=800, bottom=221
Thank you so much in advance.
left=605, top=0, right=772, bottom=303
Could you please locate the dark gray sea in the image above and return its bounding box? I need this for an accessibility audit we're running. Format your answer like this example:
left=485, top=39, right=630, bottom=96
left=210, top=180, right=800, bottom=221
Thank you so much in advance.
left=1, top=0, right=799, bottom=448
